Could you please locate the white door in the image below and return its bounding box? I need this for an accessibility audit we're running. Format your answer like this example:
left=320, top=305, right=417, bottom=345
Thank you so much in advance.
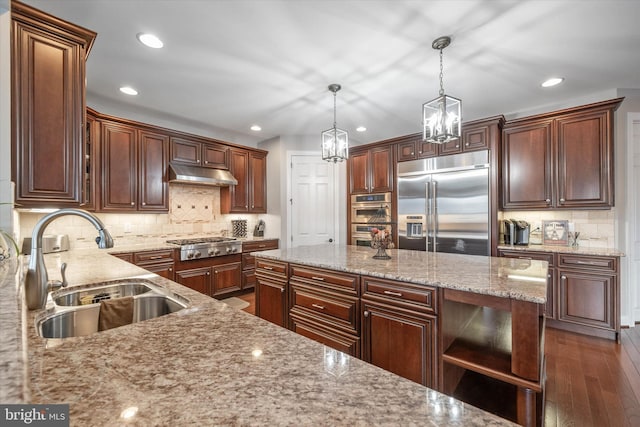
left=289, top=154, right=338, bottom=247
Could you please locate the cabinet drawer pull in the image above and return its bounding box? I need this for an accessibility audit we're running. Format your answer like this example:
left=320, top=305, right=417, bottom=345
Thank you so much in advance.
left=311, top=276, right=325, bottom=281
left=311, top=303, right=325, bottom=310
left=575, top=260, right=600, bottom=266
left=149, top=255, right=164, bottom=260
left=258, top=245, right=266, bottom=248
left=262, top=266, right=273, bottom=270
left=383, top=290, right=403, bottom=297
left=280, top=288, right=285, bottom=293
left=364, top=310, right=370, bottom=317
left=518, top=256, right=533, bottom=260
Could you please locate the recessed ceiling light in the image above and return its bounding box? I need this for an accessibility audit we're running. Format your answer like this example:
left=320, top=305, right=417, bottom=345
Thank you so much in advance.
left=119, top=86, right=138, bottom=96
left=356, top=126, right=367, bottom=132
left=250, top=125, right=262, bottom=131
left=136, top=33, right=163, bottom=49
left=541, top=77, right=564, bottom=88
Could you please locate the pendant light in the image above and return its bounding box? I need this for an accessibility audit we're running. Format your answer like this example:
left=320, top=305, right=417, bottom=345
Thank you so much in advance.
left=423, top=36, right=462, bottom=144
left=322, top=84, right=349, bottom=163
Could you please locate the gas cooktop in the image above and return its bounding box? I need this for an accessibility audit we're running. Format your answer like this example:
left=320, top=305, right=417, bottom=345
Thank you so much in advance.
left=166, top=236, right=242, bottom=261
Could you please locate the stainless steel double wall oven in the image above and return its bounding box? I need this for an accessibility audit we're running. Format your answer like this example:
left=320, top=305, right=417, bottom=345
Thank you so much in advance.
left=350, top=192, right=392, bottom=246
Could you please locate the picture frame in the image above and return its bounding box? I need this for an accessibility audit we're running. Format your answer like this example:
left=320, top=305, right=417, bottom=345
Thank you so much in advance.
left=542, top=220, right=569, bottom=245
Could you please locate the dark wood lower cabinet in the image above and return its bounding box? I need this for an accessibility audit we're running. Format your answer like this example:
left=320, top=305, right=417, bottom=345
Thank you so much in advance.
left=361, top=300, right=436, bottom=387
left=174, top=254, right=242, bottom=299
left=175, top=267, right=210, bottom=295
left=256, top=276, right=287, bottom=328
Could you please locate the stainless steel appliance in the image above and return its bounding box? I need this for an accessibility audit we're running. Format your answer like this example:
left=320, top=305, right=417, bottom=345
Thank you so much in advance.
left=350, top=193, right=392, bottom=246
left=397, top=150, right=490, bottom=256
left=351, top=223, right=380, bottom=246
left=350, top=193, right=391, bottom=223
left=502, top=219, right=530, bottom=245
left=166, top=237, right=242, bottom=261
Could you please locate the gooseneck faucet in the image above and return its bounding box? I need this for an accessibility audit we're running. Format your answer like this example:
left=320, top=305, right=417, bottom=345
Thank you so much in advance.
left=24, top=209, right=114, bottom=310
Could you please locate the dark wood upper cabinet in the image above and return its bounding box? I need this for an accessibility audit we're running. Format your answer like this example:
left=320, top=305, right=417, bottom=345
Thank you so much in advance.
left=99, top=122, right=169, bottom=212
left=502, top=98, right=622, bottom=210
left=100, top=122, right=138, bottom=212
left=502, top=120, right=554, bottom=209
left=221, top=149, right=267, bottom=214
left=11, top=1, right=96, bottom=207
left=138, top=130, right=169, bottom=211
left=348, top=145, right=393, bottom=194
left=170, top=137, right=228, bottom=169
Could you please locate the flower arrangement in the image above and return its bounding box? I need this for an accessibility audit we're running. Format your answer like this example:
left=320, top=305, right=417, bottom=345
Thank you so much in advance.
left=370, top=226, right=394, bottom=259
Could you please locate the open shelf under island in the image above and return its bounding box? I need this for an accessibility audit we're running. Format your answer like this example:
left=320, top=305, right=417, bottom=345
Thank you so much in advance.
left=254, top=244, right=548, bottom=427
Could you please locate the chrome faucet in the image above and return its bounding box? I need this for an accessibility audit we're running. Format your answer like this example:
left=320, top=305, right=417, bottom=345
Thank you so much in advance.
left=24, top=209, right=114, bottom=310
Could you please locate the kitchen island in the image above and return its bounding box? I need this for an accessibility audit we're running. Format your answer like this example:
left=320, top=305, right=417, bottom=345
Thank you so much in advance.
left=0, top=247, right=521, bottom=426
left=253, top=244, right=548, bottom=426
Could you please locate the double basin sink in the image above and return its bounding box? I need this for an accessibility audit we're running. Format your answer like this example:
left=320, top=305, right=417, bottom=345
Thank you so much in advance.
left=35, top=279, right=190, bottom=339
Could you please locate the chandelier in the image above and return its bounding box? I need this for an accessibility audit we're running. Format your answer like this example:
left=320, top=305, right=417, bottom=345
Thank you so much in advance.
left=423, top=36, right=462, bottom=144
left=322, top=84, right=349, bottom=163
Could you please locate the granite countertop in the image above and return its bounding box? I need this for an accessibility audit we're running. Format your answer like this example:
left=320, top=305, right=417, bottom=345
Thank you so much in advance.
left=254, top=244, right=548, bottom=304
left=497, top=243, right=625, bottom=257
left=1, top=249, right=517, bottom=426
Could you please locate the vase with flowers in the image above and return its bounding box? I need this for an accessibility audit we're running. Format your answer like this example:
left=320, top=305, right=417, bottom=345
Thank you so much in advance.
left=370, top=226, right=394, bottom=259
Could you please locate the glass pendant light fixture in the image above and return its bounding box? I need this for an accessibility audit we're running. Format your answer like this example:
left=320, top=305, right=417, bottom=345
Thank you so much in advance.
left=322, top=84, right=349, bottom=163
left=423, top=36, right=462, bottom=144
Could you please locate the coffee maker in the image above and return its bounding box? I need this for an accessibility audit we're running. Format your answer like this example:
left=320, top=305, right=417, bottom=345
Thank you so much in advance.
left=502, top=219, right=530, bottom=245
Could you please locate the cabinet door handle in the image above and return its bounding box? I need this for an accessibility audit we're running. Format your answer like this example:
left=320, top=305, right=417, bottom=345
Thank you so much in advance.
left=364, top=310, right=370, bottom=317
left=214, top=270, right=218, bottom=274
left=206, top=271, right=211, bottom=276
left=280, top=287, right=285, bottom=293
left=311, top=276, right=325, bottom=281
left=204, top=160, right=209, bottom=164
left=169, top=267, right=173, bottom=272
left=545, top=199, right=551, bottom=203
left=262, top=266, right=273, bottom=270
left=142, top=202, right=146, bottom=206
left=311, top=303, right=325, bottom=310
left=559, top=198, right=565, bottom=203
left=131, top=202, right=135, bottom=206
left=383, top=290, right=403, bottom=297
left=561, top=275, right=567, bottom=280
left=465, top=142, right=470, bottom=146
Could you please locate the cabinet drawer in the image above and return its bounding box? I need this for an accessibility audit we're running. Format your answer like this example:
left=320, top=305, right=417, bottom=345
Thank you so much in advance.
left=558, top=254, right=617, bottom=272
left=242, top=253, right=256, bottom=271
left=290, top=315, right=360, bottom=358
left=255, top=259, right=288, bottom=278
left=361, top=276, right=437, bottom=314
left=498, top=249, right=555, bottom=267
left=290, top=284, right=359, bottom=334
left=290, top=264, right=358, bottom=293
left=134, top=249, right=175, bottom=264
left=243, top=239, right=279, bottom=252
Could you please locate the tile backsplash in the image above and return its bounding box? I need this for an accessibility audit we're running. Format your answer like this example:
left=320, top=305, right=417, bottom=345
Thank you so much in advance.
left=498, top=209, right=617, bottom=249
left=18, top=184, right=268, bottom=250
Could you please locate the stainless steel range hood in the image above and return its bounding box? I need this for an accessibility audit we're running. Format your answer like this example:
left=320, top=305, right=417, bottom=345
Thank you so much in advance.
left=169, top=163, right=238, bottom=186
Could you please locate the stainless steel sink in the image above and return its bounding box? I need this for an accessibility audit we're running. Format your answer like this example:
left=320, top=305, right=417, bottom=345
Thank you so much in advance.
left=36, top=279, right=190, bottom=339
left=52, top=281, right=154, bottom=306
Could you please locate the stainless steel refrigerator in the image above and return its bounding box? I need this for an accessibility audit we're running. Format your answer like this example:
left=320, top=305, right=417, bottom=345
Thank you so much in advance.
left=397, top=150, right=490, bottom=256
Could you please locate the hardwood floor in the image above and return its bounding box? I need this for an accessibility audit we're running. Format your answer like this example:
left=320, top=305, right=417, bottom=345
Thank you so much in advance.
left=237, top=290, right=640, bottom=426
left=237, top=291, right=255, bottom=315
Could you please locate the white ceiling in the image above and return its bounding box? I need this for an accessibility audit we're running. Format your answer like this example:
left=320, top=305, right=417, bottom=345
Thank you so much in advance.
left=21, top=0, right=640, bottom=146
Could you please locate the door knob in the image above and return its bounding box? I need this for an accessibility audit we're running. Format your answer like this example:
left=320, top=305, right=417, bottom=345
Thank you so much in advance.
left=328, top=238, right=333, bottom=243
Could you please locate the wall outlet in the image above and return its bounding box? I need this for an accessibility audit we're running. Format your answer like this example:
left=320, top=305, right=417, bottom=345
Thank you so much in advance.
left=124, top=223, right=132, bottom=233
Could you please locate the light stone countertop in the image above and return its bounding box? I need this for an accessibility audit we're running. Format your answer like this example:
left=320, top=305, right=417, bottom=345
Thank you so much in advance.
left=497, top=243, right=625, bottom=257
left=254, top=244, right=548, bottom=304
left=1, top=248, right=518, bottom=426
